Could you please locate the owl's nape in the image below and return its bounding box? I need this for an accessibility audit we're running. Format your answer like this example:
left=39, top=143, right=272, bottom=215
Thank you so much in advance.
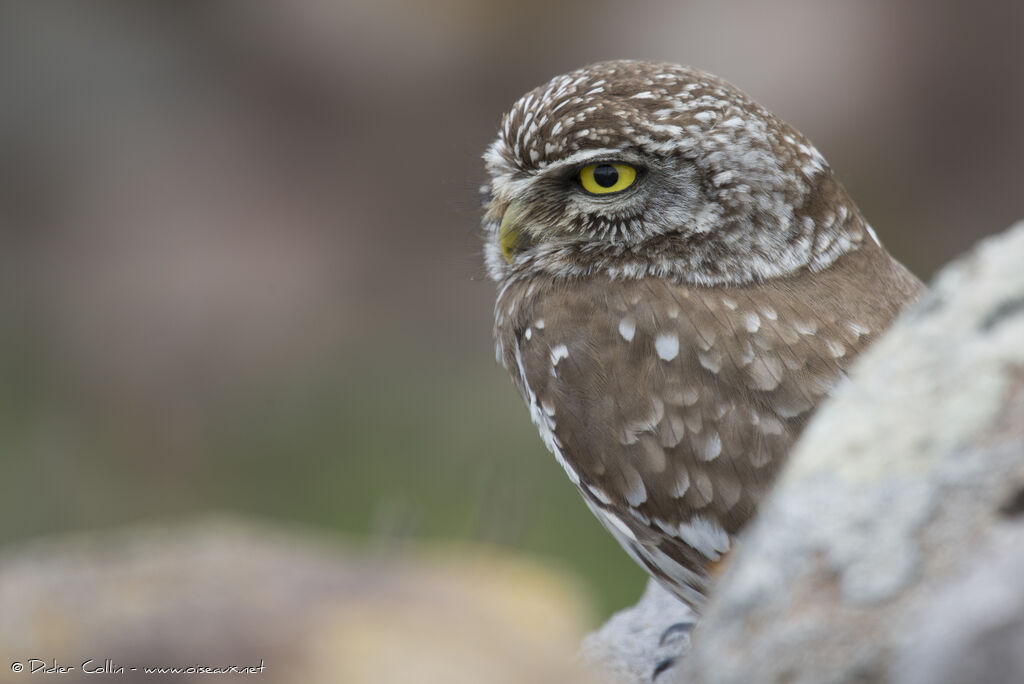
left=483, top=60, right=924, bottom=615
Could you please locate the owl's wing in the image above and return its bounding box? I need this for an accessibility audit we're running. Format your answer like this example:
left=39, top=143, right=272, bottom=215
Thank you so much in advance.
left=510, top=276, right=859, bottom=608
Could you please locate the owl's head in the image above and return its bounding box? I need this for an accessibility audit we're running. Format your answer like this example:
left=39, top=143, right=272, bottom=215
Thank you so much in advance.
left=482, top=61, right=870, bottom=287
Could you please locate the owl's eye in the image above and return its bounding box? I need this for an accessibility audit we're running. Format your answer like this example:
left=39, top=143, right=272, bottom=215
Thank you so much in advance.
left=579, top=163, right=638, bottom=195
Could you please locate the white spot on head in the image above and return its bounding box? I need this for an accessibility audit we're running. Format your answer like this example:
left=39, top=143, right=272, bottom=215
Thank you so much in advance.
left=655, top=334, right=680, bottom=361
left=534, top=319, right=545, bottom=329
left=550, top=344, right=569, bottom=365
left=618, top=317, right=636, bottom=342
left=524, top=327, right=532, bottom=340
left=712, top=170, right=735, bottom=186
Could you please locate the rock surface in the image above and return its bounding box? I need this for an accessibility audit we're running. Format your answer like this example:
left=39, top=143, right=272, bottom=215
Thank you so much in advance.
left=583, top=221, right=1024, bottom=683
left=675, top=220, right=1024, bottom=683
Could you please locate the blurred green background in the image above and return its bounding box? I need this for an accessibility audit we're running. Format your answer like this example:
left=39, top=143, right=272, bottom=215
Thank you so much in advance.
left=0, top=1, right=1022, bottom=620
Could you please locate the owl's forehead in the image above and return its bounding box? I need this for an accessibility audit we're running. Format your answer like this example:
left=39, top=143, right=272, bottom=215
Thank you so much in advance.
left=489, top=60, right=765, bottom=175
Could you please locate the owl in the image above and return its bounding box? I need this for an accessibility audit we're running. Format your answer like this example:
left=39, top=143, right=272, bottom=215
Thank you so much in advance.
left=481, top=61, right=923, bottom=613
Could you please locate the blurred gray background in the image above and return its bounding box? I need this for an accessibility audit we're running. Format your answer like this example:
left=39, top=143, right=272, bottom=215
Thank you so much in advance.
left=1, top=1, right=1021, bottom=618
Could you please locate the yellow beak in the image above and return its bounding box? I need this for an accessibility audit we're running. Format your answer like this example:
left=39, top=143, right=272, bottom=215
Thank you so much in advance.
left=499, top=201, right=525, bottom=264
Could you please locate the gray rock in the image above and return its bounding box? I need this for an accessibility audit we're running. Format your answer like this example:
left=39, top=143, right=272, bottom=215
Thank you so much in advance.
left=677, top=219, right=1024, bottom=683
left=895, top=521, right=1024, bottom=684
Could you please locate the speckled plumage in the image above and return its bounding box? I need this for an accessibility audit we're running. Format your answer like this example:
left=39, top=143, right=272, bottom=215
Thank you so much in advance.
left=482, top=60, right=923, bottom=613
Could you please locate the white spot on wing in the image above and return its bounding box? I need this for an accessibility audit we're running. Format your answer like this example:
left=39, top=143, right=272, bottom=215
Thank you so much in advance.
left=659, top=413, right=686, bottom=448
left=825, top=338, right=847, bottom=358
left=513, top=340, right=578, bottom=485
left=655, top=334, right=680, bottom=361
left=698, top=350, right=723, bottom=373
left=621, top=464, right=647, bottom=506
left=756, top=413, right=785, bottom=435
left=794, top=320, right=818, bottom=336
left=866, top=224, right=882, bottom=246
left=618, top=317, right=636, bottom=342
left=599, top=508, right=637, bottom=542
left=550, top=344, right=569, bottom=365
left=847, top=321, right=870, bottom=338
left=677, top=515, right=731, bottom=561
left=670, top=468, right=690, bottom=498
left=693, top=470, right=713, bottom=503
left=587, top=484, right=613, bottom=505
left=743, top=312, right=761, bottom=332
left=702, top=432, right=722, bottom=461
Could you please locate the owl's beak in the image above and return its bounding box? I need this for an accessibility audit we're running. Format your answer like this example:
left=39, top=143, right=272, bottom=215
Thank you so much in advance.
left=499, top=201, right=529, bottom=264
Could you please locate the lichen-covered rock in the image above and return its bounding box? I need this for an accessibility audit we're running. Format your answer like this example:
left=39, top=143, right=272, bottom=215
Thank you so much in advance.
left=676, top=220, right=1024, bottom=683
left=895, top=521, right=1024, bottom=684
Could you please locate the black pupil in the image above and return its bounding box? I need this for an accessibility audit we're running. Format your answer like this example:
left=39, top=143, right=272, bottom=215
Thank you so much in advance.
left=592, top=165, right=619, bottom=188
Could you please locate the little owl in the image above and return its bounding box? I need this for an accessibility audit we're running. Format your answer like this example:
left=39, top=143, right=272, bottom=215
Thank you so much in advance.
left=481, top=61, right=923, bottom=613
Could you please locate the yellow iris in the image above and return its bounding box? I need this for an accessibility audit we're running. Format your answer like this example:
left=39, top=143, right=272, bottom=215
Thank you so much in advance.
left=579, top=163, right=637, bottom=195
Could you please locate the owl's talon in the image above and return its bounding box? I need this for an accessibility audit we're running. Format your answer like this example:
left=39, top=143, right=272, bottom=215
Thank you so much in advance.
left=658, top=619, right=696, bottom=646
left=652, top=656, right=677, bottom=680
